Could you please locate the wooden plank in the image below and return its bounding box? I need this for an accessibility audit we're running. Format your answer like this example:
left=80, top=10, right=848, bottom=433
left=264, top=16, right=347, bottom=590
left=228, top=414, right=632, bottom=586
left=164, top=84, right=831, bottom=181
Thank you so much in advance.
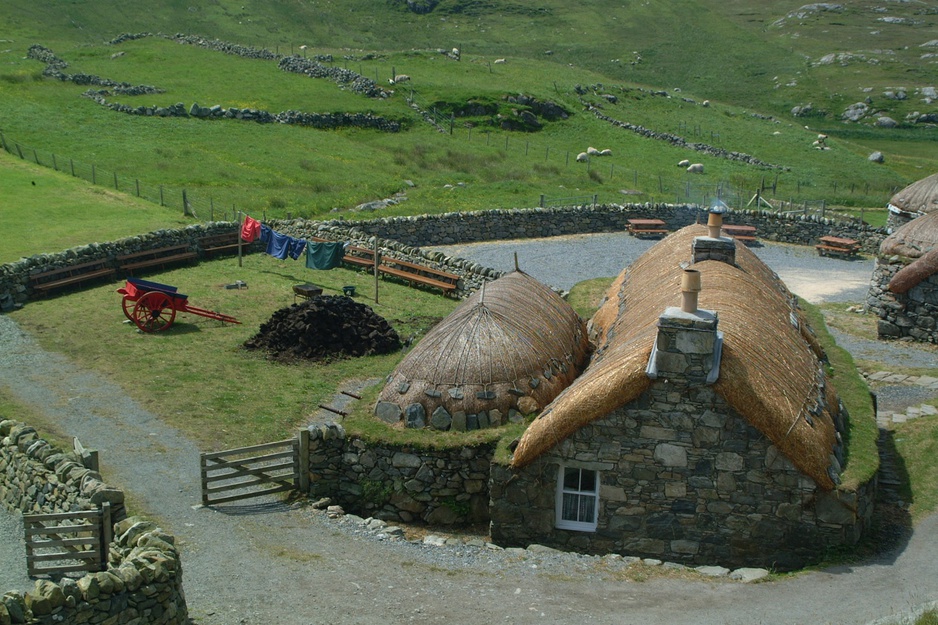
left=203, top=482, right=296, bottom=506
left=204, top=448, right=295, bottom=468
left=26, top=522, right=98, bottom=536
left=202, top=459, right=297, bottom=484
left=27, top=551, right=100, bottom=563
left=25, top=536, right=100, bottom=549
left=27, top=563, right=100, bottom=576
left=379, top=266, right=456, bottom=291
left=204, top=472, right=298, bottom=497
left=201, top=439, right=295, bottom=460
left=24, top=510, right=101, bottom=522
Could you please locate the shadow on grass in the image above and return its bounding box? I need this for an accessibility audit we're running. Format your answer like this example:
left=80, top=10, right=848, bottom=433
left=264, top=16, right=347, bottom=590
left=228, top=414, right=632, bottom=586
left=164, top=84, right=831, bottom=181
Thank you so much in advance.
left=822, top=428, right=913, bottom=573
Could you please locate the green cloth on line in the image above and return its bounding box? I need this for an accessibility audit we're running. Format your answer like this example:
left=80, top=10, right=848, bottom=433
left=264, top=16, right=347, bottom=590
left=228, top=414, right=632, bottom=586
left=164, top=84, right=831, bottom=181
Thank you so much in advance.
left=306, top=241, right=345, bottom=270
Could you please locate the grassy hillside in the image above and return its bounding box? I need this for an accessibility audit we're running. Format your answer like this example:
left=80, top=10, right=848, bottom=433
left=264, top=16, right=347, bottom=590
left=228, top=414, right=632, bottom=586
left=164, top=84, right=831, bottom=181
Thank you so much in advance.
left=0, top=0, right=935, bottom=241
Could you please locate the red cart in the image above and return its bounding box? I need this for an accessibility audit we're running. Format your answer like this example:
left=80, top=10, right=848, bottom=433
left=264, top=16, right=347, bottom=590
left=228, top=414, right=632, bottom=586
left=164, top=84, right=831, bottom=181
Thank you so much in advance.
left=117, top=278, right=240, bottom=332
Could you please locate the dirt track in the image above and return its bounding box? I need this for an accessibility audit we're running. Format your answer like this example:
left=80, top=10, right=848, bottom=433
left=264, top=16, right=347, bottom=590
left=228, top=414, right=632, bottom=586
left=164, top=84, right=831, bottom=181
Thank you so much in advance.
left=2, top=234, right=937, bottom=625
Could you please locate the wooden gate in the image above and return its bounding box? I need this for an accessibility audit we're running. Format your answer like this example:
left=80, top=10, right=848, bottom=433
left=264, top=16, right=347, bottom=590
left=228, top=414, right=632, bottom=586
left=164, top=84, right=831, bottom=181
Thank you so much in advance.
left=199, top=438, right=301, bottom=506
left=24, top=503, right=111, bottom=577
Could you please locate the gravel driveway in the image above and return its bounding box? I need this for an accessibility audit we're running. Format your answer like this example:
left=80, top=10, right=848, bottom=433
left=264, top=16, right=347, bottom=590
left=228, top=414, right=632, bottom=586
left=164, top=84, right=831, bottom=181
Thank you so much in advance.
left=1, top=232, right=936, bottom=625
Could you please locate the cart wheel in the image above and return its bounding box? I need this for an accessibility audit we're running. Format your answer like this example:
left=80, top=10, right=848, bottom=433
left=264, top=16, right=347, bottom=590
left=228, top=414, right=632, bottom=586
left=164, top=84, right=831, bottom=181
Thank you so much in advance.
left=131, top=291, right=176, bottom=332
left=121, top=296, right=135, bottom=321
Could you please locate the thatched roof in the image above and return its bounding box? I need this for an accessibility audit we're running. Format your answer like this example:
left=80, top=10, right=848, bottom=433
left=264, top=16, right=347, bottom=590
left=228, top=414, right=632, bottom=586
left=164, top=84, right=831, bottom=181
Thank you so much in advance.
left=377, top=270, right=590, bottom=420
left=880, top=209, right=938, bottom=259
left=888, top=172, right=938, bottom=216
left=512, top=225, right=840, bottom=490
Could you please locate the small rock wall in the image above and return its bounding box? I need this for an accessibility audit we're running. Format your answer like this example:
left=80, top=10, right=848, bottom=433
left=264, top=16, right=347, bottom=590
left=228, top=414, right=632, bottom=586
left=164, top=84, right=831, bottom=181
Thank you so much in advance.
left=0, top=420, right=187, bottom=625
left=0, top=223, right=252, bottom=311
left=868, top=257, right=938, bottom=343
left=305, top=424, right=494, bottom=525
left=488, top=385, right=876, bottom=571
left=327, top=203, right=886, bottom=253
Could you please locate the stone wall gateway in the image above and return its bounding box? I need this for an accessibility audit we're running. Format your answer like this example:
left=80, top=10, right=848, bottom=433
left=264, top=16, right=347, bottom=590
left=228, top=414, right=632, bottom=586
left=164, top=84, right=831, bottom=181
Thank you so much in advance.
left=1, top=419, right=187, bottom=625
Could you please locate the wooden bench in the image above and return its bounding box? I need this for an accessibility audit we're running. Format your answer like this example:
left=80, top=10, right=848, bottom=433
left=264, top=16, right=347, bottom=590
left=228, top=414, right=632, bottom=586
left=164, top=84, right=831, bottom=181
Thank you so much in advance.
left=816, top=236, right=860, bottom=258
left=29, top=259, right=116, bottom=295
left=342, top=245, right=378, bottom=269
left=199, top=231, right=244, bottom=256
left=378, top=258, right=460, bottom=295
left=117, top=244, right=197, bottom=275
left=627, top=218, right=669, bottom=238
left=722, top=224, right=757, bottom=243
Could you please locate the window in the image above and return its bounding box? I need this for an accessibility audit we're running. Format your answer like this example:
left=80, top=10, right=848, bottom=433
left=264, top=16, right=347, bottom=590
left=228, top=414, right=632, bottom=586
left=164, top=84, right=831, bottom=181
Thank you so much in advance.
left=555, top=466, right=599, bottom=532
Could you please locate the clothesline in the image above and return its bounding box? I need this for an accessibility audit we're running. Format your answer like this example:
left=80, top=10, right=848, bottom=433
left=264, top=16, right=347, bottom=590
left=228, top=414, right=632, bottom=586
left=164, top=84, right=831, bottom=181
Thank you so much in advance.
left=241, top=215, right=347, bottom=269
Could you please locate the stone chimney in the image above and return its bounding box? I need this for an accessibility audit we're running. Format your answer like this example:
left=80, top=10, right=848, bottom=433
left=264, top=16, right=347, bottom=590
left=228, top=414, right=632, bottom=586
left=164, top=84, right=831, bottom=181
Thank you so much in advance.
left=693, top=206, right=736, bottom=265
left=646, top=269, right=723, bottom=385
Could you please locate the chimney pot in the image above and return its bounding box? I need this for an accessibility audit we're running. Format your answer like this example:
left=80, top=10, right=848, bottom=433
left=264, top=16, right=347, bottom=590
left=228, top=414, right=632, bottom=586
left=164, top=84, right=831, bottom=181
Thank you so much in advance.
left=681, top=269, right=701, bottom=313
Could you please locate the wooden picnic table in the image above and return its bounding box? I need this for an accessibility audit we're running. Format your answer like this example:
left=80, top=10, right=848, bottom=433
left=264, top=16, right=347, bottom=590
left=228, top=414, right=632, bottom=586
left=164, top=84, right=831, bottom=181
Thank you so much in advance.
left=816, top=236, right=860, bottom=258
left=722, top=224, right=757, bottom=242
left=628, top=218, right=668, bottom=237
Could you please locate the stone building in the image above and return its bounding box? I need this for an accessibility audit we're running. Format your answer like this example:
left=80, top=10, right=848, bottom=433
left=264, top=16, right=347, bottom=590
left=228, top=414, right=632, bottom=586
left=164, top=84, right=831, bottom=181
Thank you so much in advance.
left=375, top=269, right=590, bottom=430
left=868, top=210, right=938, bottom=343
left=489, top=220, right=874, bottom=570
left=886, top=172, right=938, bottom=228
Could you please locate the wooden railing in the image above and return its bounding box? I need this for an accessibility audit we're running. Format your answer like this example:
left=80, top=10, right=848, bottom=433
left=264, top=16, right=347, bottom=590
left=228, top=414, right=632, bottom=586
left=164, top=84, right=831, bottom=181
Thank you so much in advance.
left=200, top=436, right=305, bottom=506
left=24, top=503, right=111, bottom=577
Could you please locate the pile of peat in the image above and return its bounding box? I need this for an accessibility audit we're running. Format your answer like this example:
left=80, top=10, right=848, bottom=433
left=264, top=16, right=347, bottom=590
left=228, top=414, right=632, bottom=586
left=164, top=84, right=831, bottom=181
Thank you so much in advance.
left=244, top=295, right=401, bottom=361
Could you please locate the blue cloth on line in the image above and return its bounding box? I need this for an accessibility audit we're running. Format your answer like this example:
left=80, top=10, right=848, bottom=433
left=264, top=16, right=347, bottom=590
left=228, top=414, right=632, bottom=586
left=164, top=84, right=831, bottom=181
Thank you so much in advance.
left=259, top=224, right=272, bottom=244
left=265, top=230, right=293, bottom=260
left=288, top=238, right=307, bottom=261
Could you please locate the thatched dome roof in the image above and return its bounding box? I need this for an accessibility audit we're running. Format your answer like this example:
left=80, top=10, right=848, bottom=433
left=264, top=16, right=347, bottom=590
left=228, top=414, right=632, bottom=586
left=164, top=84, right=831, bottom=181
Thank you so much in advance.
left=880, top=209, right=938, bottom=259
left=512, top=226, right=841, bottom=490
left=881, top=210, right=938, bottom=293
left=888, top=172, right=938, bottom=217
left=377, top=270, right=590, bottom=424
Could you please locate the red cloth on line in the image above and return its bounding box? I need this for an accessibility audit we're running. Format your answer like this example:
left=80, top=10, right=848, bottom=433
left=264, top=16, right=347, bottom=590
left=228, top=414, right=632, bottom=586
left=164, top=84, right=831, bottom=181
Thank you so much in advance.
left=241, top=216, right=261, bottom=243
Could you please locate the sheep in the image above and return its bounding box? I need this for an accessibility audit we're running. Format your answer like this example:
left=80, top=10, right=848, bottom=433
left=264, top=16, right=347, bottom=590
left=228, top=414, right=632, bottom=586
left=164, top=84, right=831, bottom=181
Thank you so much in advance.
left=600, top=149, right=613, bottom=156
left=389, top=74, right=410, bottom=85
left=576, top=152, right=589, bottom=162
left=678, top=159, right=690, bottom=168
left=494, top=58, right=506, bottom=64
left=587, top=146, right=601, bottom=156
left=686, top=163, right=704, bottom=174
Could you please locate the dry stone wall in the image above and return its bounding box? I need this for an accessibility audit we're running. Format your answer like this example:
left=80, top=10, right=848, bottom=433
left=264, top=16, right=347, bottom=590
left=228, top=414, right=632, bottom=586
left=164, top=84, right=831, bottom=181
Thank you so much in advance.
left=305, top=423, right=494, bottom=525
left=1, top=420, right=187, bottom=625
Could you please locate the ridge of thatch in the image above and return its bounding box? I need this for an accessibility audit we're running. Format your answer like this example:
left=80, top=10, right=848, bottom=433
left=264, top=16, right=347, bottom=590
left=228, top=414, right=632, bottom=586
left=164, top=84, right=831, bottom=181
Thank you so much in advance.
left=888, top=172, right=938, bottom=216
left=889, top=248, right=938, bottom=294
left=377, top=270, right=590, bottom=419
left=512, top=225, right=839, bottom=490
left=880, top=209, right=938, bottom=259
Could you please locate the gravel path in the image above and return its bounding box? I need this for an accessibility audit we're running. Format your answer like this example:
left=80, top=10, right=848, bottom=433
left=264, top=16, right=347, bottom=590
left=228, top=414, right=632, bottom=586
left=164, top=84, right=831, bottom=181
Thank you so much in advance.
left=1, top=233, right=937, bottom=625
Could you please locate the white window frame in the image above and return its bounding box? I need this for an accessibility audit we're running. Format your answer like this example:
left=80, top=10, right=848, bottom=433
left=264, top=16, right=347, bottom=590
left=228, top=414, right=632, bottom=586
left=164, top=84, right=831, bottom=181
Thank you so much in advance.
left=555, top=465, right=599, bottom=532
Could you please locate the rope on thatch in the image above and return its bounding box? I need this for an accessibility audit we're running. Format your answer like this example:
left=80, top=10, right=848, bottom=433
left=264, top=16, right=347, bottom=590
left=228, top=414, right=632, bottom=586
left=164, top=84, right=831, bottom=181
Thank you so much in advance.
left=512, top=225, right=839, bottom=489
left=889, top=248, right=938, bottom=293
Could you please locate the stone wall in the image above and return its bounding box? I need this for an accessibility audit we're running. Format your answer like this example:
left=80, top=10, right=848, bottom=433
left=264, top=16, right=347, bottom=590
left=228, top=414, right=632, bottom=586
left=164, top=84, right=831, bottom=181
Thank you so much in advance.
left=1, top=420, right=187, bottom=625
left=321, top=203, right=886, bottom=253
left=488, top=384, right=876, bottom=571
left=305, top=423, right=494, bottom=525
left=0, top=223, right=254, bottom=311
left=868, top=257, right=938, bottom=343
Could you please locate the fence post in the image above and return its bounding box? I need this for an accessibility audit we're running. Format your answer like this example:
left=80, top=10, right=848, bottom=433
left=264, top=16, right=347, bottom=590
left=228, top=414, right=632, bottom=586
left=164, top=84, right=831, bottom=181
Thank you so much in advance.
left=160, top=185, right=164, bottom=206
left=539, top=194, right=545, bottom=208
left=545, top=146, right=549, bottom=161
left=183, top=189, right=189, bottom=216
left=298, top=428, right=310, bottom=494
left=592, top=194, right=597, bottom=208
left=113, top=172, right=118, bottom=190
left=565, top=151, right=569, bottom=166
left=16, top=143, right=23, bottom=159
left=860, top=206, right=865, bottom=224
left=467, top=126, right=471, bottom=142
left=70, top=159, right=75, bottom=176
left=92, top=164, right=96, bottom=185
left=52, top=154, right=57, bottom=170
left=525, top=141, right=529, bottom=156
left=100, top=502, right=112, bottom=571
left=33, top=149, right=39, bottom=164
left=199, top=454, right=209, bottom=506
left=210, top=197, right=215, bottom=220
left=136, top=179, right=140, bottom=197
left=821, top=200, right=826, bottom=218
